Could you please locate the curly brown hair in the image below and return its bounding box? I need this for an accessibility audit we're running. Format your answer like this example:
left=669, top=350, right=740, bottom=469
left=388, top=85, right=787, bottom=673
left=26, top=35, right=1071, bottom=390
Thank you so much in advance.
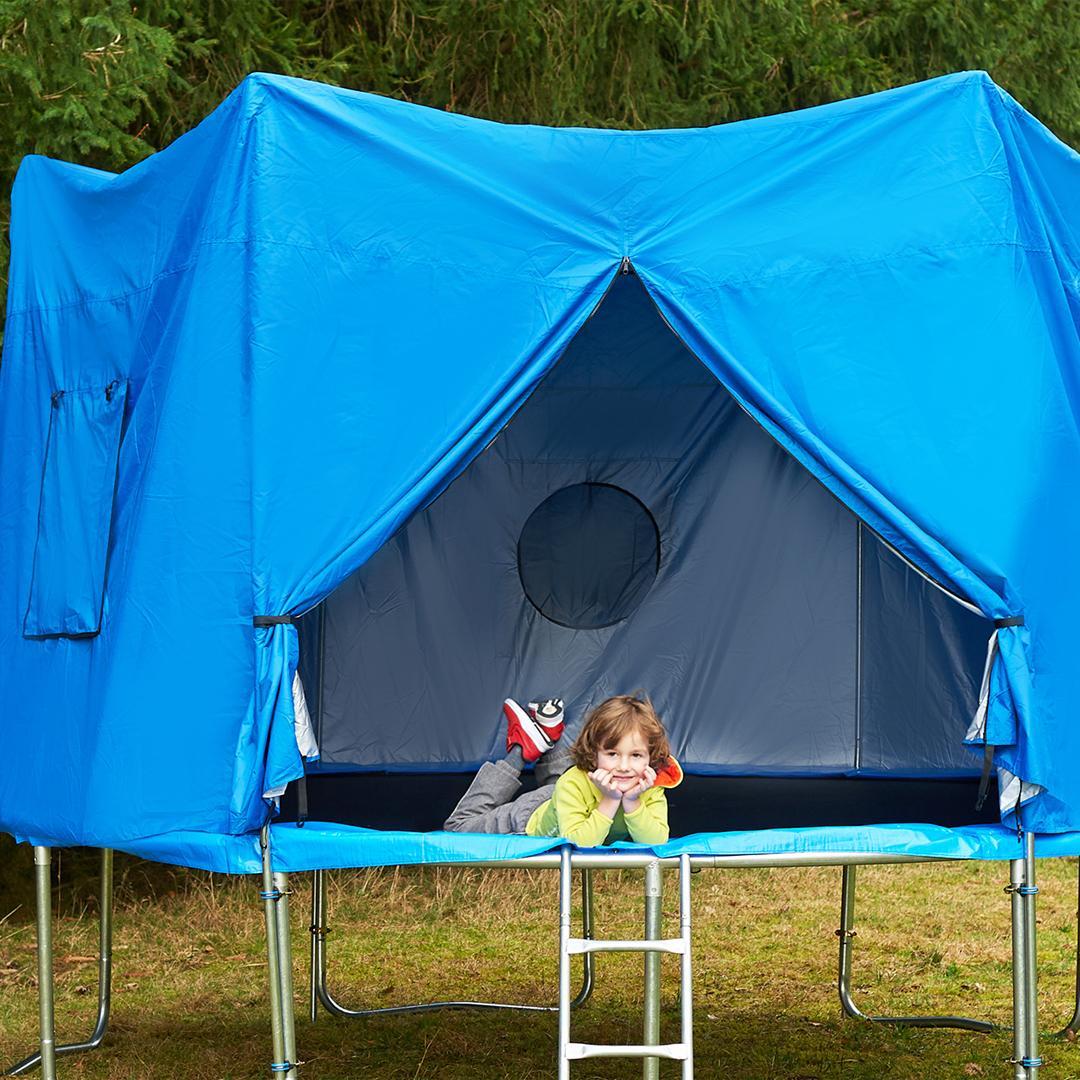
left=569, top=694, right=670, bottom=772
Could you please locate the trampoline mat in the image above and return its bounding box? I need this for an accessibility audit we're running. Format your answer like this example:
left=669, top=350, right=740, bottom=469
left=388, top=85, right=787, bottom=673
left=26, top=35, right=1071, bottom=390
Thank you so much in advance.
left=59, top=819, right=1080, bottom=876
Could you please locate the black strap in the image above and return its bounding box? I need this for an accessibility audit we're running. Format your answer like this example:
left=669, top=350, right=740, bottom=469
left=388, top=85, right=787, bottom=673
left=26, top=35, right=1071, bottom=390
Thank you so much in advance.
left=994, top=616, right=1024, bottom=628
left=975, top=742, right=995, bottom=811
left=296, top=775, right=309, bottom=827
left=253, top=615, right=296, bottom=626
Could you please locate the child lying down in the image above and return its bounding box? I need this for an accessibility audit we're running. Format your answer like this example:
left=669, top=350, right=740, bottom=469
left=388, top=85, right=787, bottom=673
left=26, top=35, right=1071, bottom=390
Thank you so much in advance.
left=443, top=694, right=682, bottom=845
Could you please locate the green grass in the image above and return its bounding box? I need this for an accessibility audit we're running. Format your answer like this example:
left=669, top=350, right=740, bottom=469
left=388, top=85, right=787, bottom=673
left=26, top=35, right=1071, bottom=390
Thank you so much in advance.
left=2, top=850, right=1080, bottom=1078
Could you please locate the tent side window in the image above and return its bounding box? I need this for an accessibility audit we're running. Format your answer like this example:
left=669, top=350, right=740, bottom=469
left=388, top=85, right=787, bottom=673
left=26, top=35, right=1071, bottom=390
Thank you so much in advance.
left=23, top=380, right=128, bottom=638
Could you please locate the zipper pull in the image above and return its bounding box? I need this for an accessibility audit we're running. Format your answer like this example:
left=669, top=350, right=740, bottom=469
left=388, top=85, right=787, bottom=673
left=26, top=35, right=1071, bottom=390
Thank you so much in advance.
left=50, top=389, right=65, bottom=408
left=620, top=256, right=633, bottom=275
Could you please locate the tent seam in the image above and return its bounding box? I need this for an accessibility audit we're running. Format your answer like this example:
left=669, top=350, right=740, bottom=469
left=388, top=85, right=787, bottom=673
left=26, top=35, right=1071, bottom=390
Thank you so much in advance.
left=5, top=237, right=599, bottom=321
left=8, top=238, right=1060, bottom=323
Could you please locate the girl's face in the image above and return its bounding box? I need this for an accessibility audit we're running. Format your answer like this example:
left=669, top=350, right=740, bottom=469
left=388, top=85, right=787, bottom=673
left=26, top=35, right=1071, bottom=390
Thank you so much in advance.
left=596, top=729, right=650, bottom=793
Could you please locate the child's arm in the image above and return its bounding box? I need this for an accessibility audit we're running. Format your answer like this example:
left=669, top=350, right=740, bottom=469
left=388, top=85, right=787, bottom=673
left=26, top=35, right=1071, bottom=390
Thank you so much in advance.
left=621, top=788, right=669, bottom=845
left=552, top=772, right=619, bottom=847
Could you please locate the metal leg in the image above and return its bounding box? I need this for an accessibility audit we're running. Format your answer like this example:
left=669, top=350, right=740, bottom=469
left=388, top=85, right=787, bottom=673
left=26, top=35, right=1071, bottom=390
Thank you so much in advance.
left=1010, top=841, right=1043, bottom=1079
left=309, top=870, right=322, bottom=1023
left=310, top=863, right=595, bottom=1017
left=679, top=854, right=693, bottom=1080
left=836, top=864, right=993, bottom=1032
left=642, top=859, right=662, bottom=1080
left=1057, top=858, right=1080, bottom=1037
left=1011, top=856, right=1028, bottom=1079
left=5, top=849, right=114, bottom=1077
left=576, top=869, right=595, bottom=1008
left=273, top=871, right=298, bottom=1076
left=261, top=828, right=296, bottom=1079
left=558, top=847, right=572, bottom=1080
left=34, top=849, right=56, bottom=1080
left=1022, top=834, right=1040, bottom=1076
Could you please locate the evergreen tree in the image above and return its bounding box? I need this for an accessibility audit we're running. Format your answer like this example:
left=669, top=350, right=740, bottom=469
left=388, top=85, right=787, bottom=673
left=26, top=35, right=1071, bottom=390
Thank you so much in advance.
left=1, top=0, right=1078, bottom=327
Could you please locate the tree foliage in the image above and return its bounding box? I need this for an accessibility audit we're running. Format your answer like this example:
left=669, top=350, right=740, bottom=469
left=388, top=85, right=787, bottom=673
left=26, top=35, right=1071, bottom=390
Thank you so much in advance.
left=0, top=0, right=1078, bottom=317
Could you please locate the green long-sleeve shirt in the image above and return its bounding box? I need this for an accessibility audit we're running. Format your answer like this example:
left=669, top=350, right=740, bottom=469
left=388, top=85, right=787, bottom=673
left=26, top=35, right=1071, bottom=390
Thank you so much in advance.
left=525, top=766, right=670, bottom=846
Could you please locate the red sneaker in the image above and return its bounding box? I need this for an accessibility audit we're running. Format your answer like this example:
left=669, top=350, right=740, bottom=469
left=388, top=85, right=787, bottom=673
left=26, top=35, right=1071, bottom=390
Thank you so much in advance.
left=504, top=698, right=553, bottom=763
left=528, top=698, right=565, bottom=744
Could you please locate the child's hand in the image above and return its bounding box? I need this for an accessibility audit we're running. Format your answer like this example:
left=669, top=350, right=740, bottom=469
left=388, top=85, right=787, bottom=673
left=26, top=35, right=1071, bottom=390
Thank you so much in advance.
left=619, top=766, right=657, bottom=808
left=589, top=768, right=626, bottom=802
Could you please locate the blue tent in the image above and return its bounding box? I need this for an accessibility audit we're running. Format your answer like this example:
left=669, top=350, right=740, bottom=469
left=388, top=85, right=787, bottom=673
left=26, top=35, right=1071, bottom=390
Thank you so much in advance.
left=2, top=70, right=1079, bottom=855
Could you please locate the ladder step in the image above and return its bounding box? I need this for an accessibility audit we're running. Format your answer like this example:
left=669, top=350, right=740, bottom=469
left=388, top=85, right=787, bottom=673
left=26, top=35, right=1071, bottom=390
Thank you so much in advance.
left=566, top=937, right=686, bottom=955
left=566, top=1042, right=690, bottom=1061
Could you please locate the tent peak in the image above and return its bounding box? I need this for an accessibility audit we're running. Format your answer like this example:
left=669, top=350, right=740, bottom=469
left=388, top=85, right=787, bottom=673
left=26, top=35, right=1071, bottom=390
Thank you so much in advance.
left=230, top=68, right=1003, bottom=141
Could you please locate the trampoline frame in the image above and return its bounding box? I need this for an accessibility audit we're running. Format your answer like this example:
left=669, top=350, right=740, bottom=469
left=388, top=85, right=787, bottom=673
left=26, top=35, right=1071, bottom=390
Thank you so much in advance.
left=308, top=865, right=597, bottom=1020
left=3, top=832, right=1065, bottom=1079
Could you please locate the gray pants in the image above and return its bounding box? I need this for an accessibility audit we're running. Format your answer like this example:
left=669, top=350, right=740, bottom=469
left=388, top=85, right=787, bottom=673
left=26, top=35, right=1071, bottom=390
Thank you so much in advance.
left=443, top=746, right=573, bottom=834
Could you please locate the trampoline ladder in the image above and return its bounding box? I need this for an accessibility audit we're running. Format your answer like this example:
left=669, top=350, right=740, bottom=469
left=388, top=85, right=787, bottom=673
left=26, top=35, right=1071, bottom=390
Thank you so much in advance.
left=557, top=850, right=694, bottom=1078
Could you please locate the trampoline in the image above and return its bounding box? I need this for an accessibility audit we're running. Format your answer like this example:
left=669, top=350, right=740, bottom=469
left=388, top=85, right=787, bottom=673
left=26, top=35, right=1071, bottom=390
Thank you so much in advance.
left=2, top=69, right=1080, bottom=1079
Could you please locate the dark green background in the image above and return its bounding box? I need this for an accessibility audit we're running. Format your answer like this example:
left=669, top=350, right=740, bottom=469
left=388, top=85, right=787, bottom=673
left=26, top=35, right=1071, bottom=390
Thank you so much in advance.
left=1, top=1, right=1078, bottom=323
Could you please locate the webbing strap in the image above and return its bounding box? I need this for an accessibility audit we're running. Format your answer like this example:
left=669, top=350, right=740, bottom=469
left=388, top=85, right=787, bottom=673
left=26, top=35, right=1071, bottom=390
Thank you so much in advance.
left=296, top=775, right=309, bottom=827
left=975, top=743, right=995, bottom=811
left=253, top=615, right=296, bottom=626
left=994, top=615, right=1024, bottom=628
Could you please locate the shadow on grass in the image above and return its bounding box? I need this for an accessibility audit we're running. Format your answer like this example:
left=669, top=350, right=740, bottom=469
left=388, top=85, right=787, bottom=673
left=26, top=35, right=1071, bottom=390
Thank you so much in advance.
left=34, top=1002, right=1031, bottom=1080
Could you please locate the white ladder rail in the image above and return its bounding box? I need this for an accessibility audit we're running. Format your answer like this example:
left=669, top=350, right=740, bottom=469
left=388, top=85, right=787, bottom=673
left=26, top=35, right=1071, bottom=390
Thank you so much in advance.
left=557, top=849, right=694, bottom=1078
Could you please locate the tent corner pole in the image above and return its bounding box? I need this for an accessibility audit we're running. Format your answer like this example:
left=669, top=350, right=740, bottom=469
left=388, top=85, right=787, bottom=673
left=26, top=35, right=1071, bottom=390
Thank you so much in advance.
left=1010, top=837, right=1042, bottom=1079
left=273, top=869, right=298, bottom=1074
left=260, top=827, right=297, bottom=1078
left=1023, top=833, right=1040, bottom=1076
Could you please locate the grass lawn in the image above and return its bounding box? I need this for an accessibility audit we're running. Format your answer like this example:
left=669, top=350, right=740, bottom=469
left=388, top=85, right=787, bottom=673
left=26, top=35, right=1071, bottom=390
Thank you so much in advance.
left=3, top=849, right=1080, bottom=1078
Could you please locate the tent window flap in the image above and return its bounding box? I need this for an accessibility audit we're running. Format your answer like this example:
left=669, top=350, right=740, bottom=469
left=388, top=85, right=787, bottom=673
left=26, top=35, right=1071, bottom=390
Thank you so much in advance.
left=23, top=380, right=127, bottom=638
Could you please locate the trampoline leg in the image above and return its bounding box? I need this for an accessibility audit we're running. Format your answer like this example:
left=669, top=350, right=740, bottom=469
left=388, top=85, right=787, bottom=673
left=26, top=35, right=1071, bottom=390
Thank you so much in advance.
left=837, top=866, right=862, bottom=1018
left=274, top=871, right=298, bottom=1074
left=642, top=859, right=662, bottom=1080
left=5, top=849, right=114, bottom=1077
left=558, top=847, right=572, bottom=1080
left=311, top=864, right=595, bottom=1018
left=835, top=863, right=993, bottom=1032
left=1056, top=857, right=1080, bottom=1037
left=30, top=848, right=57, bottom=1080
left=1022, top=834, right=1040, bottom=1075
left=575, top=869, right=595, bottom=1009
left=1010, top=839, right=1042, bottom=1078
left=261, top=829, right=296, bottom=1078
left=678, top=854, right=694, bottom=1080
left=308, top=870, right=323, bottom=1023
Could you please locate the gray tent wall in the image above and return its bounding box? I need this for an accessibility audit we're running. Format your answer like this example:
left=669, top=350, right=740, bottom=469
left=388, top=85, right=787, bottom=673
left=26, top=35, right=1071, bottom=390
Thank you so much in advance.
left=297, top=273, right=990, bottom=787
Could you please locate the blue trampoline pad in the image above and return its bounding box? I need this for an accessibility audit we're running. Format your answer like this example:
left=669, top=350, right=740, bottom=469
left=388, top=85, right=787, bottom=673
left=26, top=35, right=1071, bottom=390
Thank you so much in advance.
left=63, top=822, right=1080, bottom=875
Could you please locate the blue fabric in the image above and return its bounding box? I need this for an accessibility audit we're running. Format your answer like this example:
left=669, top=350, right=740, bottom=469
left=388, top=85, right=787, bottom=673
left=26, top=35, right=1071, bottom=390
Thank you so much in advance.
left=1, top=70, right=1079, bottom=854
left=23, top=380, right=128, bottom=637
left=59, top=822, right=1080, bottom=875
left=309, top=271, right=988, bottom=777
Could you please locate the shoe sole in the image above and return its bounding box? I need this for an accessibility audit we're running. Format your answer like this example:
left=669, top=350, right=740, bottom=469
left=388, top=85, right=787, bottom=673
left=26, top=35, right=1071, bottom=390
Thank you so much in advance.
left=504, top=699, right=552, bottom=757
